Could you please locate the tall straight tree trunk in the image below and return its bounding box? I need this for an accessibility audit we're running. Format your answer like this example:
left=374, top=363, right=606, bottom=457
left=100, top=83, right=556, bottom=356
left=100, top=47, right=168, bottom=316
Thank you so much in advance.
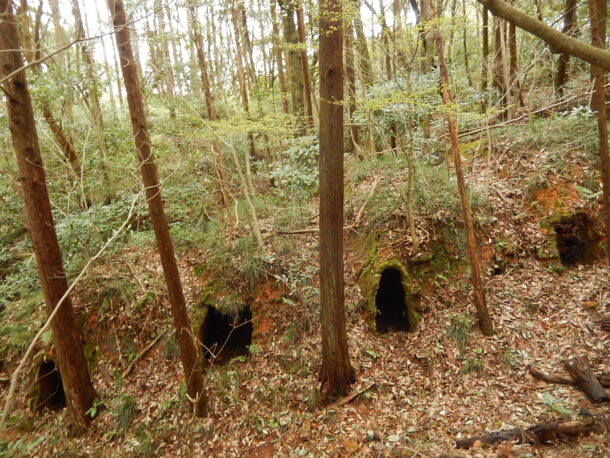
left=270, top=0, right=290, bottom=114
left=0, top=0, right=97, bottom=429
left=420, top=0, right=434, bottom=153
left=279, top=0, right=306, bottom=133
left=378, top=0, right=393, bottom=79
left=481, top=5, right=489, bottom=92
left=231, top=4, right=259, bottom=164
left=20, top=0, right=82, bottom=180
left=588, top=0, right=610, bottom=265
left=345, top=22, right=359, bottom=154
left=71, top=0, right=109, bottom=164
left=462, top=0, right=472, bottom=85
left=187, top=0, right=230, bottom=208
left=238, top=1, right=257, bottom=86
left=431, top=5, right=494, bottom=337
left=93, top=1, right=117, bottom=114
left=352, top=0, right=374, bottom=87
left=554, top=0, right=578, bottom=96
left=296, top=1, right=314, bottom=130
left=154, top=0, right=176, bottom=116
left=318, top=0, right=354, bottom=401
left=106, top=0, right=207, bottom=417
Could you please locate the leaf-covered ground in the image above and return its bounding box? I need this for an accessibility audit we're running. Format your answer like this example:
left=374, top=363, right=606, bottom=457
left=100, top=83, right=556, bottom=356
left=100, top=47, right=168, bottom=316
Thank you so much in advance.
left=2, top=121, right=610, bottom=457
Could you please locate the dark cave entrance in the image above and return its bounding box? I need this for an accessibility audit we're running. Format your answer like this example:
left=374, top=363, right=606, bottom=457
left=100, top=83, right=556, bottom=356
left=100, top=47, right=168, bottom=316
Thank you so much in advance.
left=375, top=268, right=410, bottom=333
left=553, top=213, right=596, bottom=266
left=200, top=306, right=253, bottom=364
left=35, top=360, right=66, bottom=411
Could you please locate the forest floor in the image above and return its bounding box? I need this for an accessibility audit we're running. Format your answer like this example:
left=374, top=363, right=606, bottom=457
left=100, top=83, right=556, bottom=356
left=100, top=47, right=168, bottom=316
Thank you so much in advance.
left=2, top=117, right=610, bottom=457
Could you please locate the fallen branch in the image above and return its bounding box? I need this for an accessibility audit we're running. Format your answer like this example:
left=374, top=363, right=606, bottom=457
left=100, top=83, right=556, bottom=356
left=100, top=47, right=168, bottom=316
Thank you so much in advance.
left=326, top=382, right=376, bottom=409
left=529, top=365, right=577, bottom=385
left=264, top=226, right=354, bottom=238
left=564, top=356, right=609, bottom=403
left=122, top=330, right=168, bottom=379
left=528, top=356, right=610, bottom=403
left=456, top=418, right=597, bottom=449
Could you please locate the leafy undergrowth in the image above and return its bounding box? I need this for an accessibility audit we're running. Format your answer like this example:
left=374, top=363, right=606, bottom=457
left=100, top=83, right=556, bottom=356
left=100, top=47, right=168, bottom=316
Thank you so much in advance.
left=2, top=116, right=610, bottom=457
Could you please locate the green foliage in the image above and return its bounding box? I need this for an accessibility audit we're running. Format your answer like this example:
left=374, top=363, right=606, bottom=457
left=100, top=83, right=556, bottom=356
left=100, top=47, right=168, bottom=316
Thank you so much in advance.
left=497, top=107, right=597, bottom=158
left=541, top=392, right=573, bottom=415
left=114, top=395, right=136, bottom=431
left=0, top=436, right=45, bottom=457
left=270, top=136, right=319, bottom=199
left=462, top=357, right=484, bottom=375
left=448, top=314, right=473, bottom=352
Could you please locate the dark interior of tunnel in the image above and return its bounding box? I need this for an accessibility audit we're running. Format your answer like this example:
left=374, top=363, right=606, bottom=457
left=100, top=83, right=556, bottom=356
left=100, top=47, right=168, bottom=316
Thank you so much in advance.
left=553, top=213, right=596, bottom=266
left=35, top=360, right=66, bottom=411
left=200, top=306, right=253, bottom=364
left=375, top=268, right=410, bottom=333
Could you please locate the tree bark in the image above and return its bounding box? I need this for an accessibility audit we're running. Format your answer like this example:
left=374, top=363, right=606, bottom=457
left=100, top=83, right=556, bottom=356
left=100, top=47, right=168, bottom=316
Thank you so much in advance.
left=21, top=0, right=82, bottom=180
left=296, top=1, right=314, bottom=130
left=456, top=419, right=597, bottom=449
left=71, top=0, right=109, bottom=164
left=564, top=356, right=609, bottom=403
left=433, top=5, right=494, bottom=336
left=318, top=0, right=355, bottom=402
left=588, top=0, right=610, bottom=266
left=344, top=21, right=359, bottom=154
left=278, top=0, right=306, bottom=133
left=187, top=0, right=229, bottom=208
left=270, top=0, right=290, bottom=114
left=106, top=0, right=207, bottom=417
left=154, top=0, right=176, bottom=116
left=0, top=0, right=97, bottom=429
left=231, top=4, right=259, bottom=163
left=475, top=0, right=610, bottom=71
left=352, top=0, right=374, bottom=88
left=554, top=0, right=577, bottom=96
left=481, top=5, right=489, bottom=92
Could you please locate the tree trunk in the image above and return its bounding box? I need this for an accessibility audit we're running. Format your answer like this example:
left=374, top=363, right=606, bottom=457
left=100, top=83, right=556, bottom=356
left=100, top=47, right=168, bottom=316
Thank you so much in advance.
left=278, top=0, right=306, bottom=133
left=270, top=0, right=290, bottom=114
left=432, top=4, right=495, bottom=336
left=554, top=0, right=578, bottom=96
left=462, top=0, right=472, bottom=85
left=21, top=0, right=82, bottom=180
left=0, top=0, right=97, bottom=429
left=187, top=0, right=229, bottom=208
left=71, top=0, right=109, bottom=166
left=154, top=0, right=176, bottom=117
left=475, top=0, right=610, bottom=71
left=481, top=5, right=489, bottom=92
left=231, top=4, right=259, bottom=164
left=345, top=22, right=360, bottom=154
left=378, top=0, right=393, bottom=79
left=588, top=0, right=610, bottom=266
left=106, top=0, right=207, bottom=417
left=296, top=1, right=314, bottom=130
left=318, top=0, right=355, bottom=402
left=352, top=0, right=374, bottom=88
left=456, top=419, right=597, bottom=449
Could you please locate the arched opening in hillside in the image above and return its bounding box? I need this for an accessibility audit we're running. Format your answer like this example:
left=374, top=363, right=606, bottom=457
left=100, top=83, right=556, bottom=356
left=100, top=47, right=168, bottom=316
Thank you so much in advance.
left=375, top=268, right=410, bottom=333
left=553, top=213, right=596, bottom=266
left=35, top=360, right=66, bottom=411
left=200, top=306, right=253, bottom=365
